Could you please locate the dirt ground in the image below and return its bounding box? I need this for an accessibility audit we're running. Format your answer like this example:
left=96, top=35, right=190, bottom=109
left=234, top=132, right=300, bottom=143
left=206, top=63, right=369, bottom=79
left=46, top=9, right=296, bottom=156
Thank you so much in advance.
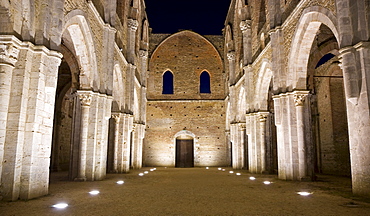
left=1, top=167, right=370, bottom=216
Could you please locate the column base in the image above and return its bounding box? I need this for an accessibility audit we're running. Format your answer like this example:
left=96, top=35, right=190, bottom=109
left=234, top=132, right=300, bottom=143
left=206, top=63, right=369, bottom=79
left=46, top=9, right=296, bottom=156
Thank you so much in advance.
left=300, top=176, right=312, bottom=182
left=74, top=177, right=87, bottom=182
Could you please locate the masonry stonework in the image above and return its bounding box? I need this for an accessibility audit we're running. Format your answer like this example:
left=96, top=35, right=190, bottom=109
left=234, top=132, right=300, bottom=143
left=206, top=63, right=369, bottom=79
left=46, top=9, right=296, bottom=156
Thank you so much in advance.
left=1, top=0, right=370, bottom=201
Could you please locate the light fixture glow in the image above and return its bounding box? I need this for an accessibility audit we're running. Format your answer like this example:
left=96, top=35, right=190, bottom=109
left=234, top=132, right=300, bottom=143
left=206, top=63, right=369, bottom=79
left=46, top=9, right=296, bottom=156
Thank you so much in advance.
left=263, top=181, right=271, bottom=185
left=229, top=171, right=234, bottom=174
left=218, top=168, right=222, bottom=170
left=206, top=167, right=209, bottom=169
left=153, top=168, right=157, bottom=170
left=297, top=192, right=312, bottom=196
left=249, top=177, right=256, bottom=180
left=89, top=190, right=100, bottom=195
left=236, top=173, right=241, bottom=176
left=150, top=169, right=154, bottom=171
left=116, top=180, right=124, bottom=184
left=222, top=169, right=226, bottom=171
left=52, top=203, right=68, bottom=209
left=138, top=173, right=144, bottom=176
left=144, top=171, right=149, bottom=174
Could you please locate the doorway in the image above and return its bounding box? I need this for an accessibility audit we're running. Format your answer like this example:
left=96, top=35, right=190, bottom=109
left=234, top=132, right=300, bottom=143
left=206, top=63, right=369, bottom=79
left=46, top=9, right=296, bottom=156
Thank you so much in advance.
left=175, top=139, right=194, bottom=168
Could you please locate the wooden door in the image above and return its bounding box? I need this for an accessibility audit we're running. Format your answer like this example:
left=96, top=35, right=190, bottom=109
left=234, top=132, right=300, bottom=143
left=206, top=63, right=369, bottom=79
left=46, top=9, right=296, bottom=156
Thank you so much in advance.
left=175, top=139, right=194, bottom=167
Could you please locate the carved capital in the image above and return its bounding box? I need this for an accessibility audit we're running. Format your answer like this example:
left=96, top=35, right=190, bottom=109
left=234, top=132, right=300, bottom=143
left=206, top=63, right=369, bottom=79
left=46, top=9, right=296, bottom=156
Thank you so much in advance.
left=139, top=49, right=148, bottom=59
left=240, top=20, right=251, bottom=32
left=227, top=51, right=235, bottom=61
left=259, top=113, right=268, bottom=122
left=0, top=42, right=20, bottom=66
left=128, top=19, right=139, bottom=31
left=77, top=92, right=92, bottom=106
left=294, top=94, right=307, bottom=106
left=112, top=113, right=121, bottom=122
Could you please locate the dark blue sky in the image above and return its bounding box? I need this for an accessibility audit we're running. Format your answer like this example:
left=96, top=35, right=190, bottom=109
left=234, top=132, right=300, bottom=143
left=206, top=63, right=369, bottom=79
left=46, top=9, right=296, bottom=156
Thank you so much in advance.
left=145, top=0, right=231, bottom=35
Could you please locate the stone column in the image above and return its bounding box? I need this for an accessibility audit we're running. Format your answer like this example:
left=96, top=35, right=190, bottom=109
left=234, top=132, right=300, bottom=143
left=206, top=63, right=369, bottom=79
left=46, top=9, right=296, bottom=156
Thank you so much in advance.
left=139, top=49, right=148, bottom=125
left=122, top=114, right=134, bottom=172
left=339, top=42, right=370, bottom=197
left=111, top=113, right=121, bottom=173
left=230, top=123, right=237, bottom=169
left=240, top=20, right=252, bottom=65
left=294, top=91, right=309, bottom=180
left=74, top=91, right=92, bottom=181
left=238, top=123, right=246, bottom=169
left=1, top=41, right=62, bottom=201
left=127, top=19, right=138, bottom=64
left=131, top=123, right=144, bottom=169
left=0, top=37, right=20, bottom=187
left=227, top=51, right=236, bottom=85
left=269, top=27, right=286, bottom=92
left=258, top=112, right=269, bottom=173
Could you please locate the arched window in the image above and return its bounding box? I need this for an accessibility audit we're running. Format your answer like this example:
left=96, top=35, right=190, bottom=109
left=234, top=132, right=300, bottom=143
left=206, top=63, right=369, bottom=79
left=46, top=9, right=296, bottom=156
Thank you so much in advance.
left=162, top=71, right=174, bottom=94
left=200, top=71, right=211, bottom=93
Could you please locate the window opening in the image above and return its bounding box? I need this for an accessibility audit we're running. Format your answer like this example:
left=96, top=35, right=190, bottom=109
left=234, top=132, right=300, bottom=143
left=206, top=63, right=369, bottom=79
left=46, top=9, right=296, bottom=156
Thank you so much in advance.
left=162, top=71, right=174, bottom=94
left=200, top=71, right=211, bottom=93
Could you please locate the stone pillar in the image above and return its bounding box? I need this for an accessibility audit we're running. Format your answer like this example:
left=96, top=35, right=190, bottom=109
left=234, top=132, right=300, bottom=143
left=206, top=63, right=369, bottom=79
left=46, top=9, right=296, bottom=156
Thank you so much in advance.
left=127, top=19, right=138, bottom=64
left=122, top=114, right=134, bottom=172
left=227, top=51, right=236, bottom=85
left=74, top=91, right=92, bottom=181
left=230, top=123, right=237, bottom=169
left=111, top=113, right=121, bottom=173
left=294, top=91, right=310, bottom=180
left=237, top=123, right=246, bottom=169
left=0, top=36, right=20, bottom=190
left=273, top=91, right=313, bottom=181
left=339, top=42, right=370, bottom=197
left=273, top=93, right=295, bottom=180
left=240, top=20, right=252, bottom=65
left=131, top=123, right=144, bottom=169
left=139, top=49, right=148, bottom=125
left=269, top=27, right=286, bottom=92
left=93, top=94, right=112, bottom=180
left=258, top=112, right=269, bottom=173
left=1, top=41, right=62, bottom=200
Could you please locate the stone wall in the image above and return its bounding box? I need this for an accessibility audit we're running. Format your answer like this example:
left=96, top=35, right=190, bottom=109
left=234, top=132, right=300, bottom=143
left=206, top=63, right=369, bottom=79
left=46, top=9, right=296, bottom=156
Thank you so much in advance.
left=145, top=30, right=228, bottom=167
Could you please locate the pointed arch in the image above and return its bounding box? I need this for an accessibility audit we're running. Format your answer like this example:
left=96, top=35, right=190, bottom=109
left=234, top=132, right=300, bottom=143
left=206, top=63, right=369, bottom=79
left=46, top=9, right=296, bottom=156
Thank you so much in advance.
left=255, top=59, right=273, bottom=110
left=287, top=6, right=339, bottom=90
left=62, top=11, right=99, bottom=91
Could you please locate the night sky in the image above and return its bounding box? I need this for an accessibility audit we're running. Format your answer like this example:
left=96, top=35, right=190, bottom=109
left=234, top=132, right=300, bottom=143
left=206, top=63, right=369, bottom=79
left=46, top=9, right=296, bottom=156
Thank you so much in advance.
left=145, top=0, right=231, bottom=35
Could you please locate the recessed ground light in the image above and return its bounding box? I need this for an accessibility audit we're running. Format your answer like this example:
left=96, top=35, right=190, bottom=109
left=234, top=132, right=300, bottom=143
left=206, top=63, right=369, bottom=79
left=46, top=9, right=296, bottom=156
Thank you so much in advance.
left=138, top=173, right=144, bottom=176
left=206, top=167, right=209, bottom=169
left=297, top=192, right=312, bottom=196
left=150, top=169, right=154, bottom=171
left=249, top=177, right=256, bottom=180
left=218, top=168, right=222, bottom=170
left=116, top=180, right=124, bottom=184
left=52, top=203, right=68, bottom=209
left=229, top=171, right=234, bottom=174
left=236, top=173, right=241, bottom=176
left=222, top=169, right=226, bottom=171
left=144, top=171, right=149, bottom=174
left=89, top=190, right=100, bottom=195
left=153, top=168, right=157, bottom=170
left=263, top=181, right=272, bottom=185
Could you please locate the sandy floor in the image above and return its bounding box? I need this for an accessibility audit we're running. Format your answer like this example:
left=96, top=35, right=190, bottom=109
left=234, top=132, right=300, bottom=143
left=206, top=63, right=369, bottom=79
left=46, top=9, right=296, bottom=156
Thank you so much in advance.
left=1, top=167, right=370, bottom=216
